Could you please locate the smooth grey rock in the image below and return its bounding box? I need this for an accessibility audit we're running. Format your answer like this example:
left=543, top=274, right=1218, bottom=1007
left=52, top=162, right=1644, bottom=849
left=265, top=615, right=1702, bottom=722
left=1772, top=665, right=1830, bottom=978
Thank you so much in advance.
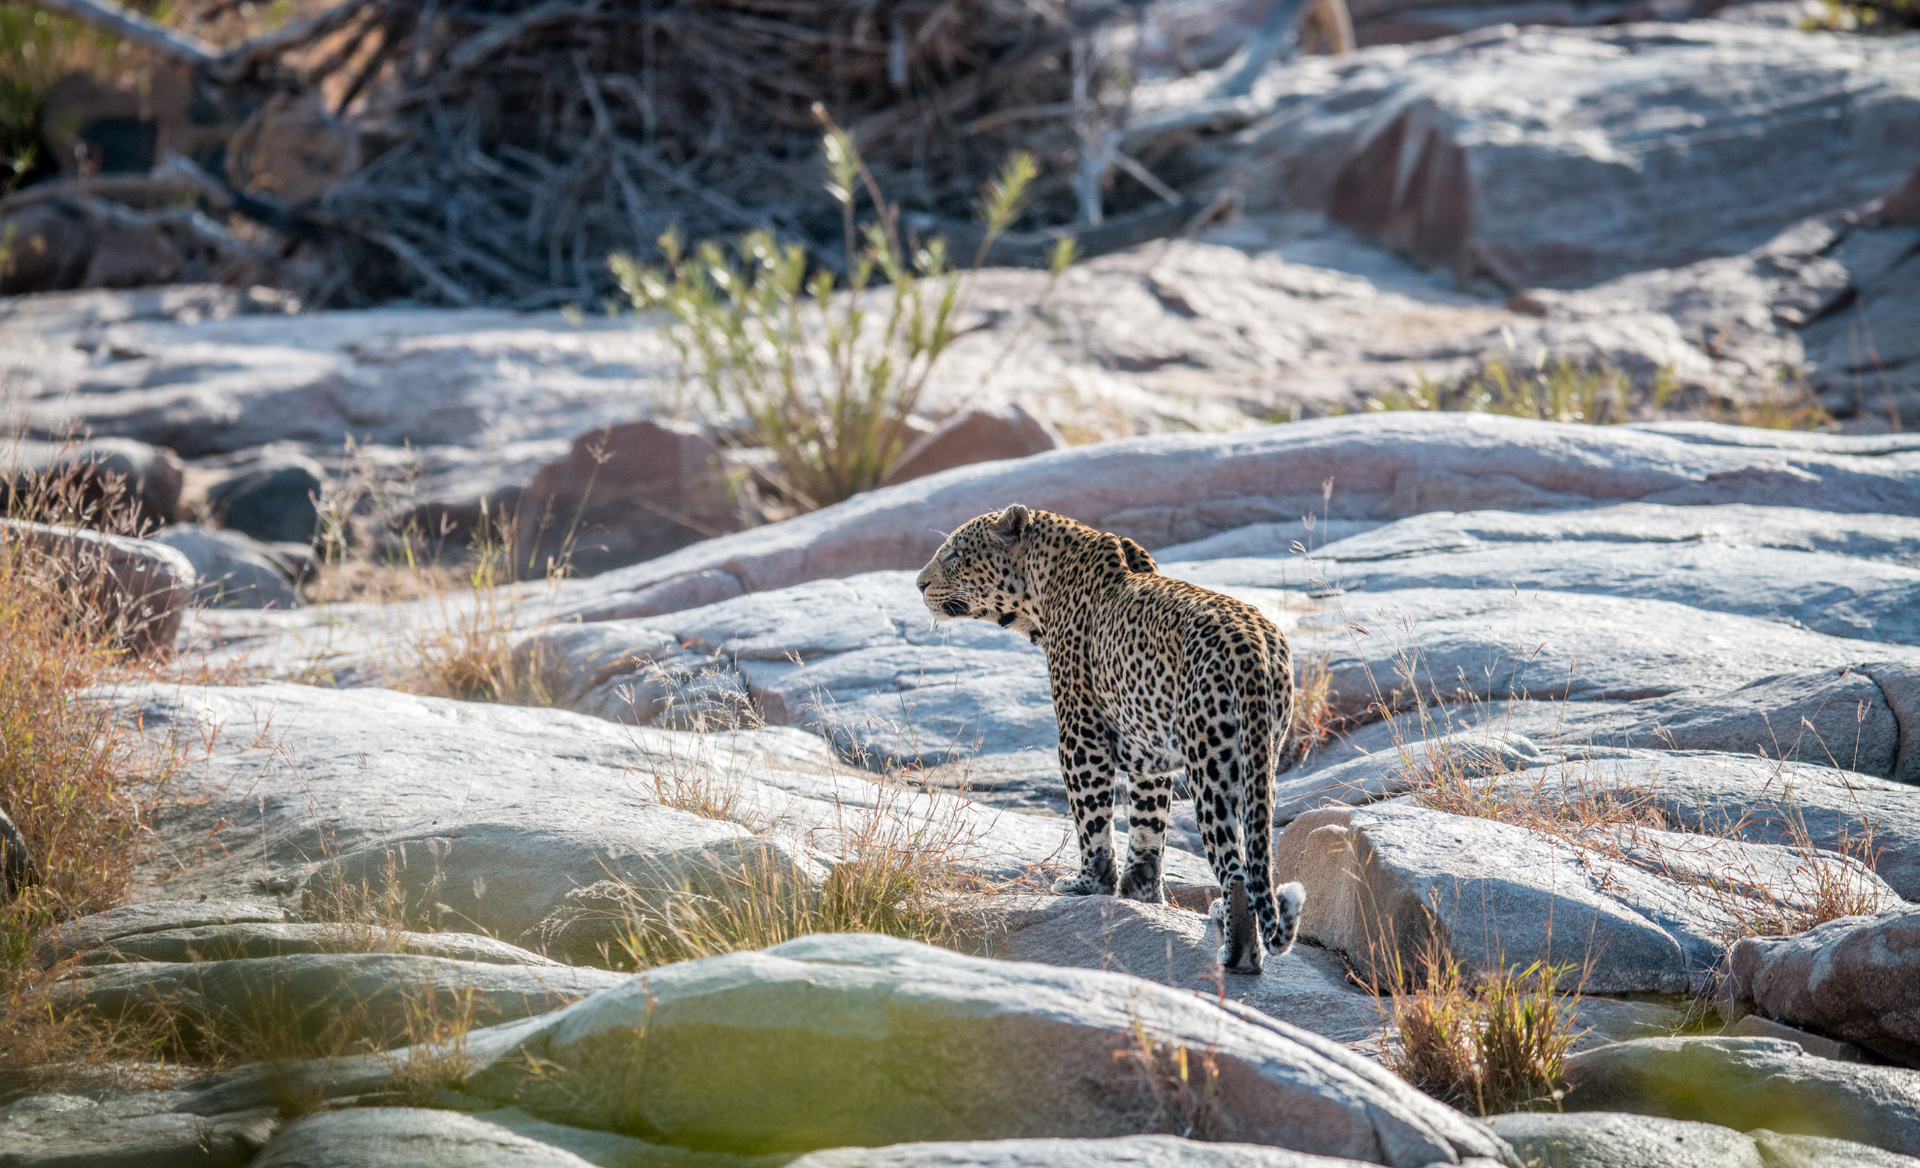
left=1722, top=908, right=1920, bottom=1067
left=1561, top=1037, right=1920, bottom=1158
left=0, top=1089, right=279, bottom=1168
left=66, top=952, right=626, bottom=1051
left=1241, top=510, right=1920, bottom=648
left=977, top=895, right=1386, bottom=1045
left=481, top=1105, right=785, bottom=1167
left=124, top=684, right=1196, bottom=943
left=788, top=1136, right=1412, bottom=1167
left=250, top=1108, right=602, bottom=1168
left=1749, top=1130, right=1920, bottom=1168
left=1725, top=1015, right=1872, bottom=1065
left=1480, top=754, right=1920, bottom=901
left=1866, top=661, right=1920, bottom=786
left=64, top=920, right=562, bottom=967
left=1227, top=23, right=1920, bottom=288
left=1486, top=1111, right=1765, bottom=1168
left=1274, top=802, right=1899, bottom=995
left=453, top=934, right=1511, bottom=1165
left=38, top=898, right=293, bottom=965
left=152, top=522, right=303, bottom=609
left=1484, top=1112, right=1920, bottom=1167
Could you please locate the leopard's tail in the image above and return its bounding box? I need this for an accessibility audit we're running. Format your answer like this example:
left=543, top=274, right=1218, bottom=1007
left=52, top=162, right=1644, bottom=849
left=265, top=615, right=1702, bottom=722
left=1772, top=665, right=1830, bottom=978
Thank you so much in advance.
left=1241, top=627, right=1299, bottom=955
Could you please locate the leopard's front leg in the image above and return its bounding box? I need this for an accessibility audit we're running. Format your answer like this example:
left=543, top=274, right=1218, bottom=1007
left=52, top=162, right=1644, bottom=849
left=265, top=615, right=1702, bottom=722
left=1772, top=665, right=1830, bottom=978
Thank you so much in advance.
left=1051, top=688, right=1118, bottom=896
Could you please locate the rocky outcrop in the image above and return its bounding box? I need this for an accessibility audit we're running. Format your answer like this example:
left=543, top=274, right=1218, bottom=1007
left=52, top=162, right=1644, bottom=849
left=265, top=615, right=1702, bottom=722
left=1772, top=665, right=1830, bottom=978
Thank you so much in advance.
left=124, top=683, right=1213, bottom=945
left=1721, top=908, right=1920, bottom=1067
left=204, top=456, right=325, bottom=545
left=1273, top=802, right=1899, bottom=995
left=1560, top=1037, right=1920, bottom=1158
left=540, top=417, right=1920, bottom=624
left=451, top=935, right=1511, bottom=1165
left=508, top=419, right=741, bottom=578
left=1217, top=22, right=1920, bottom=289
left=882, top=404, right=1066, bottom=487
left=1486, top=1111, right=1920, bottom=1168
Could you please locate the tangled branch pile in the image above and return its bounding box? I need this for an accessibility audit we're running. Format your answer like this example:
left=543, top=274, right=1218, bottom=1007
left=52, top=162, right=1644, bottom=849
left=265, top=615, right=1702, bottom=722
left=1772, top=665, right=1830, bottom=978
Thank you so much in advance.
left=310, top=0, right=1153, bottom=305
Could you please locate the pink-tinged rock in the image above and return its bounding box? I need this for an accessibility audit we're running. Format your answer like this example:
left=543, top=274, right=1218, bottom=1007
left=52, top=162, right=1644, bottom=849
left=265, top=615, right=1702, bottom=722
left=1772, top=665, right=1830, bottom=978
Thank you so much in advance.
left=882, top=404, right=1065, bottom=487
left=1722, top=908, right=1920, bottom=1068
left=510, top=419, right=740, bottom=578
left=551, top=413, right=1920, bottom=623
left=1881, top=161, right=1920, bottom=227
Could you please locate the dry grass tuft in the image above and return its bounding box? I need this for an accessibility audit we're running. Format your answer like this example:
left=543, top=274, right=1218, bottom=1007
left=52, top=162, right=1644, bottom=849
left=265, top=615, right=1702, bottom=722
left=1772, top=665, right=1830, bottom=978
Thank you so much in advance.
left=0, top=445, right=190, bottom=1093
left=1368, top=356, right=1830, bottom=432
left=1386, top=943, right=1581, bottom=1117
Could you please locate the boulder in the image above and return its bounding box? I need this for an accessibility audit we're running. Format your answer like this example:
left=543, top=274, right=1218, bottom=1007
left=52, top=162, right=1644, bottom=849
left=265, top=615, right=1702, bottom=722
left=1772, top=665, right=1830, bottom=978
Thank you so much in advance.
left=510, top=420, right=740, bottom=579
left=881, top=404, right=1066, bottom=487
left=0, top=1090, right=280, bottom=1168
left=0, top=518, right=196, bottom=656
left=38, top=898, right=294, bottom=966
left=1884, top=162, right=1920, bottom=227
left=547, top=417, right=1920, bottom=626
left=453, top=935, right=1511, bottom=1164
left=80, top=214, right=188, bottom=290
left=788, top=1136, right=1468, bottom=1167
left=1724, top=1015, right=1872, bottom=1064
left=1486, top=1112, right=1766, bottom=1168
left=250, top=1108, right=602, bottom=1168
left=1226, top=23, right=1920, bottom=288
left=206, top=457, right=325, bottom=545
left=4, top=436, right=184, bottom=529
left=1485, top=1111, right=1920, bottom=1168
left=151, top=523, right=303, bottom=609
left=0, top=203, right=93, bottom=295
left=1721, top=908, right=1920, bottom=1067
left=1273, top=802, right=1899, bottom=995
left=1475, top=753, right=1920, bottom=901
left=66, top=952, right=626, bottom=1052
left=1800, top=221, right=1920, bottom=429
left=1560, top=1036, right=1920, bottom=1158
left=977, top=895, right=1386, bottom=1044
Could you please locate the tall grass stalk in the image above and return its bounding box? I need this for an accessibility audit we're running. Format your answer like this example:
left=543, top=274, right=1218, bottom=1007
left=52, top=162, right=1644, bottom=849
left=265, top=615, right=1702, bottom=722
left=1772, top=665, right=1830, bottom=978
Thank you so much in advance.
left=613, top=109, right=1075, bottom=509
left=0, top=438, right=186, bottom=1091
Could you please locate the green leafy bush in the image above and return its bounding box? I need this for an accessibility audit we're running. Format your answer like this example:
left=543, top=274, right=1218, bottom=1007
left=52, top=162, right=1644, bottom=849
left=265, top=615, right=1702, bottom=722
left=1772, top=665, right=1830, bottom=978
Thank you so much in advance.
left=613, top=112, right=1073, bottom=510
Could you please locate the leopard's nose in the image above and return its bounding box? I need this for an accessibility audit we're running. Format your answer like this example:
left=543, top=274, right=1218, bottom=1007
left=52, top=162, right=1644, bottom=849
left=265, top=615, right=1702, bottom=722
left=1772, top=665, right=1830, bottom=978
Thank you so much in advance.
left=917, top=579, right=930, bottom=592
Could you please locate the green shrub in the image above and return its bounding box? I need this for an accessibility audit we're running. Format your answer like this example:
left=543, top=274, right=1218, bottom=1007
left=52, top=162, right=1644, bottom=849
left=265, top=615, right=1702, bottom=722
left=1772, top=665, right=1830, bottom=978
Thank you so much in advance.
left=613, top=113, right=1073, bottom=510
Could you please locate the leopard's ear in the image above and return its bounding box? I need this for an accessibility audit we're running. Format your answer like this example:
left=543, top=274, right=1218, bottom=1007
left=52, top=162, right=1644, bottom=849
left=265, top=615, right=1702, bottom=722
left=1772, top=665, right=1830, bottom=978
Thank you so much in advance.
left=991, top=503, right=1031, bottom=540
left=1119, top=537, right=1157, bottom=574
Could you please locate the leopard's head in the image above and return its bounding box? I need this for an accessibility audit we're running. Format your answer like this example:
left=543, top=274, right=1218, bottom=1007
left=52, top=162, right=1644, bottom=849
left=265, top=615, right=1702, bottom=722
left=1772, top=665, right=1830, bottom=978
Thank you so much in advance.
left=916, top=504, right=1036, bottom=634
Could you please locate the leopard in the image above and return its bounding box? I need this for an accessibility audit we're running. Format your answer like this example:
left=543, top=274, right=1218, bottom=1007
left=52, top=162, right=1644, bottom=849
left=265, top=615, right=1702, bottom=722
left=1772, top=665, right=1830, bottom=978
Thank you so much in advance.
left=916, top=503, right=1305, bottom=975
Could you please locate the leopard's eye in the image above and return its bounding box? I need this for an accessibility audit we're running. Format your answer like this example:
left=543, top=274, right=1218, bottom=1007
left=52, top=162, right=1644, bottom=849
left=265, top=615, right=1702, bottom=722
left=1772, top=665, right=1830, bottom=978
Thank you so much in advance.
left=941, top=549, right=960, bottom=564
